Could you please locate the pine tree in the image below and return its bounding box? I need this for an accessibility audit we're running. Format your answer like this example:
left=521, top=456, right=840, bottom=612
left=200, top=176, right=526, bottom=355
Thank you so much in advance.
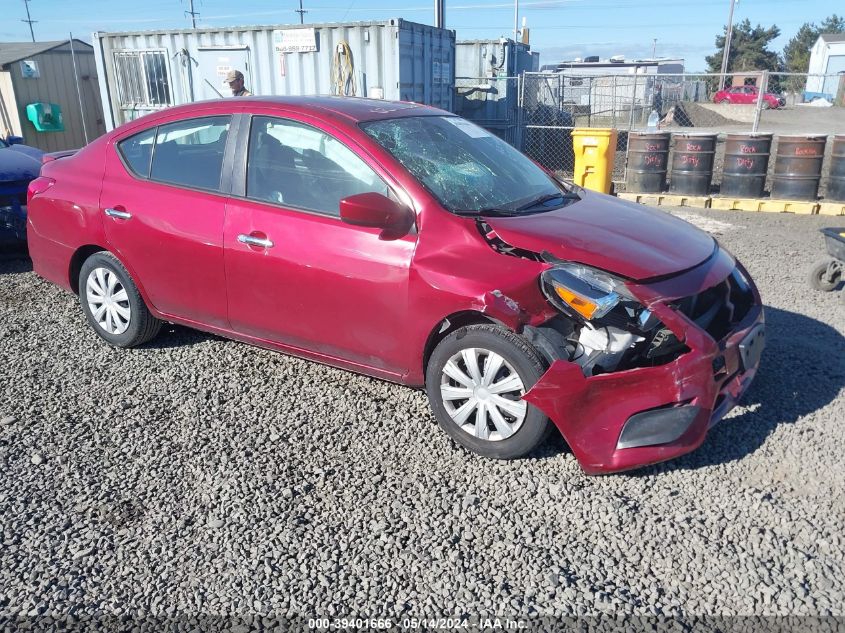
left=706, top=19, right=781, bottom=74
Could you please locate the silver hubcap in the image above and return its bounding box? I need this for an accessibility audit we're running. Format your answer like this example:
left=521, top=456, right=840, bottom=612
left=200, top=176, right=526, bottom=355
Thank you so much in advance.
left=440, top=348, right=527, bottom=441
left=86, top=267, right=131, bottom=335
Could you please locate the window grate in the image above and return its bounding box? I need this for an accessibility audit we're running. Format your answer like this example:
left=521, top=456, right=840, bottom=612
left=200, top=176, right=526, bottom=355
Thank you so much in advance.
left=114, top=51, right=171, bottom=108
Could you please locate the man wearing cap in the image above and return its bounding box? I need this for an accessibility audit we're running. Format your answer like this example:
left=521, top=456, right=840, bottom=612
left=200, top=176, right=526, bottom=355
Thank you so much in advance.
left=225, top=70, right=252, bottom=97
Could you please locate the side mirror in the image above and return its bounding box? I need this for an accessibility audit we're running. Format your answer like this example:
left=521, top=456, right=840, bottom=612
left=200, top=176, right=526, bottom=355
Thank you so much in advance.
left=340, top=192, right=413, bottom=235
left=7, top=136, right=24, bottom=146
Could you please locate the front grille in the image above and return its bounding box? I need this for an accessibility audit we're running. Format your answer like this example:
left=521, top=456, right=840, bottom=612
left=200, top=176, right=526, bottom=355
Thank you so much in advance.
left=674, top=268, right=754, bottom=341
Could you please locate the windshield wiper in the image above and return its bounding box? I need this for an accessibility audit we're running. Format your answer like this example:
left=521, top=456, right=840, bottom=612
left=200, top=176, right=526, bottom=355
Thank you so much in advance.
left=452, top=208, right=522, bottom=217
left=516, top=192, right=579, bottom=211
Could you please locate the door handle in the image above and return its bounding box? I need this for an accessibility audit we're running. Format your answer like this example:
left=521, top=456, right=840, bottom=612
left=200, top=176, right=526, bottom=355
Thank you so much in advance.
left=105, top=208, right=132, bottom=220
left=237, top=234, right=274, bottom=248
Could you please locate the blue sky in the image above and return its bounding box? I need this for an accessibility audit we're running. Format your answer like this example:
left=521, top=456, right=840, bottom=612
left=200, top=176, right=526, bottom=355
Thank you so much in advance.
left=3, top=0, right=840, bottom=71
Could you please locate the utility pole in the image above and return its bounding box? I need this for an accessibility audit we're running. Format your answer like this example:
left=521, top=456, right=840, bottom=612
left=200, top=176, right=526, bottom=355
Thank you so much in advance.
left=718, top=0, right=737, bottom=92
left=295, top=0, right=307, bottom=24
left=185, top=0, right=199, bottom=28
left=22, top=0, right=37, bottom=42
left=434, top=0, right=445, bottom=29
left=513, top=0, right=519, bottom=41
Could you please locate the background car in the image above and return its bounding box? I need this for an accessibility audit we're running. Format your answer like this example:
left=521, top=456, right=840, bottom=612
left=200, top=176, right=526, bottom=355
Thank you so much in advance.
left=0, top=135, right=43, bottom=255
left=713, top=85, right=781, bottom=109
left=25, top=97, right=764, bottom=473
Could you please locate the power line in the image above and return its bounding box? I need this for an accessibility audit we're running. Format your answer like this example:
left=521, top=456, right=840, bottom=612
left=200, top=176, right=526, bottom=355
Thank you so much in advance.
left=295, top=0, right=307, bottom=24
left=21, top=0, right=37, bottom=42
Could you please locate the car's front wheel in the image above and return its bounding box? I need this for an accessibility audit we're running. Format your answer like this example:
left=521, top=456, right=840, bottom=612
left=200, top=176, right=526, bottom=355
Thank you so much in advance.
left=425, top=324, right=551, bottom=459
left=79, top=251, right=162, bottom=347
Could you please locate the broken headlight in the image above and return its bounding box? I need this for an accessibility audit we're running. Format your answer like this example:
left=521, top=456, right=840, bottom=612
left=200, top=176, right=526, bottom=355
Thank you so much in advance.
left=540, top=263, right=635, bottom=322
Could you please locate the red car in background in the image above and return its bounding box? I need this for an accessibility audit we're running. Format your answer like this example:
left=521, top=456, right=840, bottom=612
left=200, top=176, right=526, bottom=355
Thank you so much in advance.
left=26, top=97, right=765, bottom=473
left=713, top=85, right=782, bottom=109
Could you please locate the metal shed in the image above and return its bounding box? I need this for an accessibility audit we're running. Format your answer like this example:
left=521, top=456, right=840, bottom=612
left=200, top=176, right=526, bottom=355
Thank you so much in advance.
left=0, top=40, right=106, bottom=151
left=94, top=19, right=456, bottom=130
left=806, top=33, right=845, bottom=99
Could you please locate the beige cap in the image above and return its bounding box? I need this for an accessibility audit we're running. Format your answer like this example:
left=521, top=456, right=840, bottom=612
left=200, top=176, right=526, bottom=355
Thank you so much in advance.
left=224, top=69, right=244, bottom=83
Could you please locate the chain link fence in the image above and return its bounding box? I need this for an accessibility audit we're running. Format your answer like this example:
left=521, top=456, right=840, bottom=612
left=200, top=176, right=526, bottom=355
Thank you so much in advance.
left=456, top=71, right=845, bottom=190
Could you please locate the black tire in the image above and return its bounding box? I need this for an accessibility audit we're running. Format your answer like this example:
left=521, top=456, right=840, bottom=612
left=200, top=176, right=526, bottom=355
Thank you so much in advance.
left=808, top=259, right=841, bottom=292
left=425, top=324, right=552, bottom=459
left=78, top=251, right=162, bottom=347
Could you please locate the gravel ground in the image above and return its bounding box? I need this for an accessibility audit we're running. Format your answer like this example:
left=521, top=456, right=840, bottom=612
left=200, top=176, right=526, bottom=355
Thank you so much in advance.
left=1, top=209, right=844, bottom=628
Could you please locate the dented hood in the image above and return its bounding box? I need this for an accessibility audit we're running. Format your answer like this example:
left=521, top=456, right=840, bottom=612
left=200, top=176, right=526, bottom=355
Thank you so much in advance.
left=483, top=190, right=716, bottom=281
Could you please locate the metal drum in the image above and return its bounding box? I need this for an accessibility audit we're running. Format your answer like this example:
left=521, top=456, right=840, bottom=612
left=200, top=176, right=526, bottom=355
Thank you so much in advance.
left=625, top=131, right=670, bottom=193
left=827, top=135, right=845, bottom=202
left=720, top=133, right=773, bottom=198
left=771, top=135, right=827, bottom=200
left=669, top=133, right=717, bottom=196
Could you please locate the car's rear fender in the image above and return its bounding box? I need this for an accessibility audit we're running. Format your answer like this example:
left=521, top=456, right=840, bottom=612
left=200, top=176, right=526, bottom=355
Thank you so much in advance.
left=27, top=142, right=109, bottom=292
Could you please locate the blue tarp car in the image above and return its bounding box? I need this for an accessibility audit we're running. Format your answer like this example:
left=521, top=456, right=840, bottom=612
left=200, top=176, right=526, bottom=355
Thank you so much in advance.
left=1, top=136, right=43, bottom=255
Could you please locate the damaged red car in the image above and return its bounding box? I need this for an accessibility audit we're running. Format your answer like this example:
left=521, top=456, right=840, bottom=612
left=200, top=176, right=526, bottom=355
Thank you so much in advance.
left=27, top=97, right=765, bottom=473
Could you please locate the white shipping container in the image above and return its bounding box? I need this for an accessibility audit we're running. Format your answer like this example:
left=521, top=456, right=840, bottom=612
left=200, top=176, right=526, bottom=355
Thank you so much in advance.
left=93, top=19, right=455, bottom=130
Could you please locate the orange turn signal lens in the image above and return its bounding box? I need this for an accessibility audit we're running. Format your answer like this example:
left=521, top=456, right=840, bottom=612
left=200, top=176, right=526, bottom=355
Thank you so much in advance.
left=554, top=286, right=598, bottom=320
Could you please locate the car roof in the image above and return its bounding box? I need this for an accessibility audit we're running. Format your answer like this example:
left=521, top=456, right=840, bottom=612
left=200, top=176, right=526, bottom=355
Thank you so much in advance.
left=147, top=96, right=450, bottom=125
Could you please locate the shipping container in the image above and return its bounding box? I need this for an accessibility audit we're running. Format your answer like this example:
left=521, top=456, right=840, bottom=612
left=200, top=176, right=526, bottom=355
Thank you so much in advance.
left=455, top=39, right=538, bottom=78
left=93, top=19, right=455, bottom=130
left=454, top=39, right=537, bottom=145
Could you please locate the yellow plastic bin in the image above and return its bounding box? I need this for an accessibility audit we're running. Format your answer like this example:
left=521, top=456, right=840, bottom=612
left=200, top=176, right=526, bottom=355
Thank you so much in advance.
left=571, top=128, right=618, bottom=194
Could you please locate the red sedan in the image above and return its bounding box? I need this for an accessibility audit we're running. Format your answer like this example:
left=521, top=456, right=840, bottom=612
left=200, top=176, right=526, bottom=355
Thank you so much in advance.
left=26, top=97, right=765, bottom=473
left=713, top=85, right=781, bottom=109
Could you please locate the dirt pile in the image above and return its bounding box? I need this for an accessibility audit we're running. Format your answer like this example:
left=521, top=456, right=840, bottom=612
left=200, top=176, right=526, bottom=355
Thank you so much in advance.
left=662, top=102, right=739, bottom=127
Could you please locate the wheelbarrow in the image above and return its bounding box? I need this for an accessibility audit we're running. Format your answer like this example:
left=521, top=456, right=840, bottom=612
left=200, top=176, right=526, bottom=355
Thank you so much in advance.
left=808, top=228, right=845, bottom=301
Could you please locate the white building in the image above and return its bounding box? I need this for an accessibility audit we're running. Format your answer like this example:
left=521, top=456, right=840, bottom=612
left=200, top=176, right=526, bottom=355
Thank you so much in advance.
left=540, top=57, right=685, bottom=77
left=805, top=33, right=845, bottom=99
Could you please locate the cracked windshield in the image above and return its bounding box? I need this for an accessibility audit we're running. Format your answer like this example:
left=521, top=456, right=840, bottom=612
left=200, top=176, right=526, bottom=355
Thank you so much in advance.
left=362, top=116, right=577, bottom=215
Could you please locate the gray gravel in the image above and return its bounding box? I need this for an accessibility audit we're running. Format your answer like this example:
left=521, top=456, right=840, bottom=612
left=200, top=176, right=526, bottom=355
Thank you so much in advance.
left=1, top=208, right=844, bottom=626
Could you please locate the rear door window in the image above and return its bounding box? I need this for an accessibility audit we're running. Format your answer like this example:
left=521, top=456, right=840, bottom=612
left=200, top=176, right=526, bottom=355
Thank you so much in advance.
left=149, top=116, right=231, bottom=192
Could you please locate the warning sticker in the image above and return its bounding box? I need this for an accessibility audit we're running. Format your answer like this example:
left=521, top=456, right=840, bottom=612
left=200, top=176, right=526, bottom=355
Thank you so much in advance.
left=445, top=117, right=492, bottom=138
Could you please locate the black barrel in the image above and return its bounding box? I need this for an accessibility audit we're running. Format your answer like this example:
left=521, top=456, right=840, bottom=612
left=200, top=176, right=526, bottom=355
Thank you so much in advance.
left=720, top=133, right=773, bottom=198
left=771, top=135, right=827, bottom=200
left=669, top=133, right=717, bottom=196
left=625, top=131, right=670, bottom=193
left=827, top=135, right=845, bottom=202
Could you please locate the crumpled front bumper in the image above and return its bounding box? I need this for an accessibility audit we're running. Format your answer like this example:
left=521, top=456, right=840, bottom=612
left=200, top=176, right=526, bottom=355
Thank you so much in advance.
left=523, top=258, right=764, bottom=475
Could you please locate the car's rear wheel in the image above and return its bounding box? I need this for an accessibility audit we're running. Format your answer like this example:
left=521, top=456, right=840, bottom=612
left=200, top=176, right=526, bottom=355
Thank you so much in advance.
left=425, top=324, right=551, bottom=459
left=79, top=252, right=161, bottom=347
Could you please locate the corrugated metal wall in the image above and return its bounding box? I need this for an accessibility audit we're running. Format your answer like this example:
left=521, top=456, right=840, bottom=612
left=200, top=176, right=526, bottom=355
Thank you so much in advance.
left=95, top=19, right=455, bottom=130
left=8, top=43, right=106, bottom=151
left=0, top=72, right=22, bottom=137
